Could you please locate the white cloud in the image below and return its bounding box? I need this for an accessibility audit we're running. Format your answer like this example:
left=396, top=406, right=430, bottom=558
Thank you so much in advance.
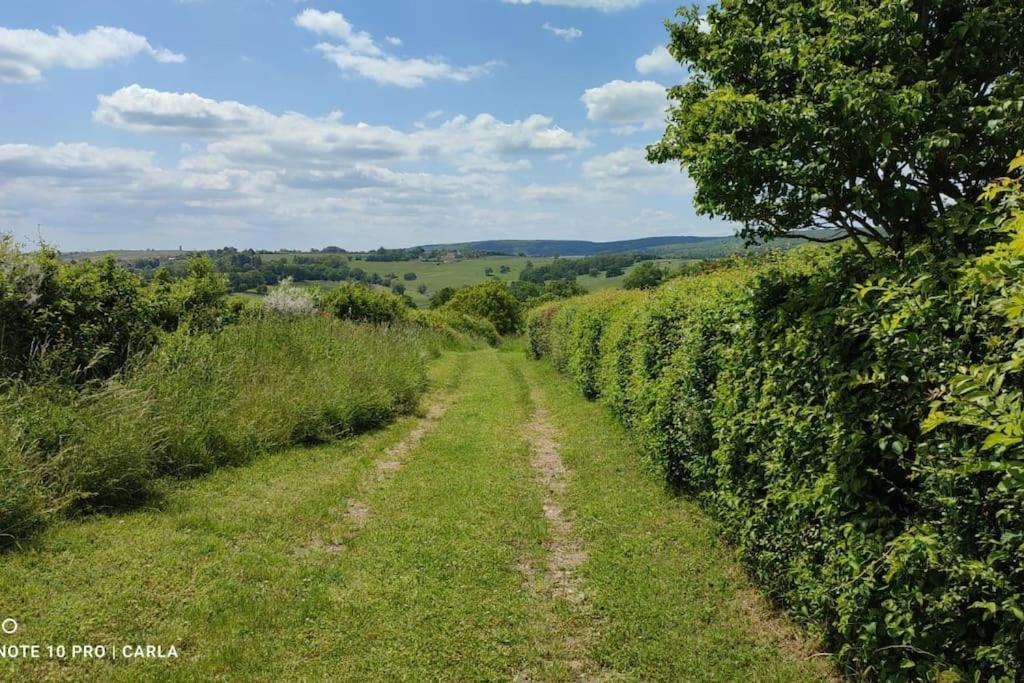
left=385, top=36, right=403, bottom=46
left=93, top=86, right=587, bottom=168
left=293, top=9, right=380, bottom=55
left=0, top=143, right=154, bottom=178
left=0, top=25, right=184, bottom=83
left=582, top=146, right=694, bottom=194
left=542, top=23, right=583, bottom=41
left=94, top=85, right=276, bottom=136
left=314, top=45, right=497, bottom=88
left=502, top=0, right=647, bottom=10
left=635, top=46, right=680, bottom=75
left=580, top=80, right=667, bottom=129
left=294, top=9, right=494, bottom=87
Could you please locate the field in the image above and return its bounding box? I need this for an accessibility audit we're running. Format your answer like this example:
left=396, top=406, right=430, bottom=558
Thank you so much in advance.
left=286, top=256, right=691, bottom=307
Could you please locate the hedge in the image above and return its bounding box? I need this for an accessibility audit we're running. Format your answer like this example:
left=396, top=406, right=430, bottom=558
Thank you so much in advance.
left=525, top=168, right=1024, bottom=679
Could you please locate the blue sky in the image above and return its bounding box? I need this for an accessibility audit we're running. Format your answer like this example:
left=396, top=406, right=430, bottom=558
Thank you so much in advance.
left=0, top=0, right=730, bottom=251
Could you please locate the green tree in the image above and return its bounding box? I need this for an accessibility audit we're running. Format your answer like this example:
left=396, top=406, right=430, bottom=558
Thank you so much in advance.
left=622, top=261, right=665, bottom=290
left=443, top=279, right=522, bottom=335
left=648, top=1, right=1024, bottom=256
left=428, top=286, right=456, bottom=309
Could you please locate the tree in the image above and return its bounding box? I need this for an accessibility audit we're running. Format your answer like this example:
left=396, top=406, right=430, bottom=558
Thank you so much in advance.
left=416, top=284, right=428, bottom=295
left=648, top=1, right=1024, bottom=257
left=428, top=286, right=456, bottom=309
left=622, top=261, right=665, bottom=290
left=403, top=272, right=417, bottom=281
left=443, top=279, right=522, bottom=335
left=605, top=266, right=624, bottom=278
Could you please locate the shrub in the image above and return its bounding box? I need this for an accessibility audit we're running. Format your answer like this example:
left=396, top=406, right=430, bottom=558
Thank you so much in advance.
left=0, top=240, right=159, bottom=382
left=263, top=278, right=317, bottom=317
left=444, top=279, right=522, bottom=335
left=622, top=261, right=665, bottom=290
left=319, top=282, right=410, bottom=324
left=428, top=286, right=456, bottom=309
left=403, top=272, right=417, bottom=281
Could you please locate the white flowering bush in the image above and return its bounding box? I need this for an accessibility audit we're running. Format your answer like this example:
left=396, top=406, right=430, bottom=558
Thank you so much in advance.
left=263, top=278, right=317, bottom=317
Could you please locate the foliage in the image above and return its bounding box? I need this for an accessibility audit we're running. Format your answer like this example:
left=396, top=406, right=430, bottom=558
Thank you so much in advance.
left=149, top=256, right=229, bottom=333
left=428, top=286, right=457, bottom=309
left=0, top=241, right=228, bottom=383
left=318, top=282, right=411, bottom=325
left=649, top=0, right=1024, bottom=255
left=527, top=161, right=1024, bottom=678
left=412, top=308, right=501, bottom=347
left=443, top=279, right=522, bottom=336
left=519, top=253, right=649, bottom=284
left=622, top=261, right=665, bottom=290
left=262, top=277, right=317, bottom=317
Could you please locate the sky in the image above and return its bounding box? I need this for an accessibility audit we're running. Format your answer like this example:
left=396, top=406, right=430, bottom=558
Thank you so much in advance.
left=0, top=0, right=731, bottom=251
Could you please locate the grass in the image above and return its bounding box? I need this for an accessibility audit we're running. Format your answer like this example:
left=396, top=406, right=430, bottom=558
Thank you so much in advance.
left=0, top=317, right=450, bottom=548
left=287, top=256, right=692, bottom=307
left=0, top=347, right=832, bottom=680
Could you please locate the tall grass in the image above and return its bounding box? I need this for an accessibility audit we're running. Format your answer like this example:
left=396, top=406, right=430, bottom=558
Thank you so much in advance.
left=0, top=316, right=448, bottom=548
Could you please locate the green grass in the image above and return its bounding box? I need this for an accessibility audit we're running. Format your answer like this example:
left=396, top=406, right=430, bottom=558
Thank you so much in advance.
left=0, top=348, right=831, bottom=681
left=289, top=256, right=691, bottom=307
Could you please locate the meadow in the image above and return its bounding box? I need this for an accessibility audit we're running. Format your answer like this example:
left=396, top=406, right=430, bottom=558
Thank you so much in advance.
left=279, top=256, right=690, bottom=307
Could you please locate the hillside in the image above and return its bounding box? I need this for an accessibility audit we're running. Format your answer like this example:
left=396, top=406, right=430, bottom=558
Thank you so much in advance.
left=416, top=235, right=729, bottom=257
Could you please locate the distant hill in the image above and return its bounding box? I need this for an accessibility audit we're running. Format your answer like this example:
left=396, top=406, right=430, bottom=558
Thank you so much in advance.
left=416, top=236, right=731, bottom=257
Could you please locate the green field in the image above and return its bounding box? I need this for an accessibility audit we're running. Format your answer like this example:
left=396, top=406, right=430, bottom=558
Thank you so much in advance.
left=285, top=256, right=691, bottom=307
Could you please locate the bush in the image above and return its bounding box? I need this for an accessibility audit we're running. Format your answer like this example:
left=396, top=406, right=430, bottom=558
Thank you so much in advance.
left=526, top=160, right=1024, bottom=679
left=318, top=283, right=410, bottom=324
left=0, top=240, right=159, bottom=382
left=444, top=279, right=522, bottom=336
left=622, top=261, right=665, bottom=290
left=428, top=286, right=456, bottom=309
left=263, top=278, right=317, bottom=317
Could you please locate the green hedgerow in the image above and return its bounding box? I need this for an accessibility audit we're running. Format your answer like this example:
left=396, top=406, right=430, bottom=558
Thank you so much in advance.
left=526, top=158, right=1024, bottom=680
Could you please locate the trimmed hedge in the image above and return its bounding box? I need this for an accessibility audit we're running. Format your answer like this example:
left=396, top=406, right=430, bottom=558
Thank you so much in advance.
left=526, top=176, right=1024, bottom=679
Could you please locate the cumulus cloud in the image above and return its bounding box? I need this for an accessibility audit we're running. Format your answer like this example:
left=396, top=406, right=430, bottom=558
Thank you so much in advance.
left=582, top=146, right=694, bottom=194
left=502, top=0, right=647, bottom=10
left=93, top=85, right=587, bottom=170
left=0, top=143, right=154, bottom=178
left=0, top=25, right=184, bottom=83
left=635, top=46, right=680, bottom=75
left=294, top=9, right=495, bottom=87
left=580, top=79, right=667, bottom=130
left=542, top=23, right=583, bottom=41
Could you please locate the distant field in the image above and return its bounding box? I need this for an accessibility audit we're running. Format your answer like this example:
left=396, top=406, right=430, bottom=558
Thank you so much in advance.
left=284, top=256, right=690, bottom=307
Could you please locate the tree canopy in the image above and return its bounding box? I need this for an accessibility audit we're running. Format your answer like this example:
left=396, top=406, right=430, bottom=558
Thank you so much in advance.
left=648, top=0, right=1024, bottom=256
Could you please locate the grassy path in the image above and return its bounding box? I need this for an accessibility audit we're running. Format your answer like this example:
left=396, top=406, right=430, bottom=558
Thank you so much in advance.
left=0, top=349, right=833, bottom=681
